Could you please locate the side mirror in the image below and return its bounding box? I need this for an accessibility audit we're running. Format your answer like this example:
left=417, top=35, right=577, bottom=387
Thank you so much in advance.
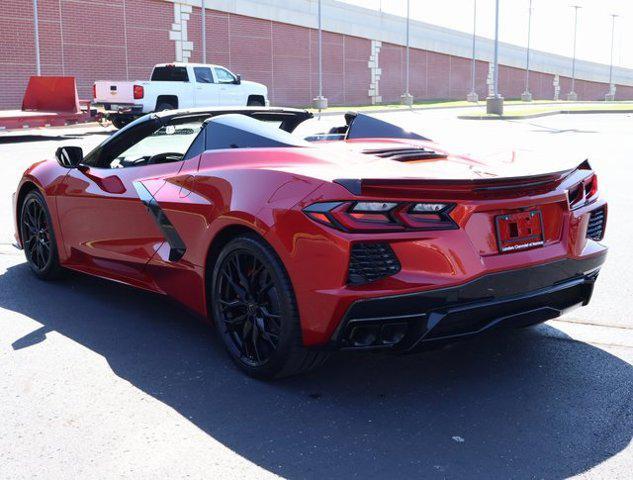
left=234, top=74, right=242, bottom=85
left=55, top=146, right=83, bottom=168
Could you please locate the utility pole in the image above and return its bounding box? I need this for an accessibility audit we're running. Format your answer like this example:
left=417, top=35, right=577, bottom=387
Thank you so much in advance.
left=605, top=14, right=619, bottom=101
left=201, top=0, right=206, bottom=64
left=567, top=5, right=581, bottom=101
left=486, top=0, right=503, bottom=114
left=467, top=0, right=478, bottom=102
left=521, top=0, right=533, bottom=102
left=401, top=0, right=413, bottom=106
left=313, top=0, right=328, bottom=112
left=33, top=0, right=41, bottom=76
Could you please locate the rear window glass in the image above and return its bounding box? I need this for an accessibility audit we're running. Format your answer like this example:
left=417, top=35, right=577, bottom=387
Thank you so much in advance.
left=151, top=66, right=189, bottom=82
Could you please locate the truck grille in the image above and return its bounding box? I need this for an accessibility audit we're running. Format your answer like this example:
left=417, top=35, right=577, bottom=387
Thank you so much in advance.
left=587, top=207, right=606, bottom=241
left=348, top=243, right=401, bottom=284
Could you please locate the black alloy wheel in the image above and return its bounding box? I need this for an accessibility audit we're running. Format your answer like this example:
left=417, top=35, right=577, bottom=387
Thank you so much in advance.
left=211, top=235, right=328, bottom=379
left=216, top=249, right=282, bottom=366
left=20, top=190, right=61, bottom=279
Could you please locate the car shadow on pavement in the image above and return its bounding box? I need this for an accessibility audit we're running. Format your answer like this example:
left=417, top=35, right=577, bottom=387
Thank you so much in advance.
left=2, top=261, right=632, bottom=480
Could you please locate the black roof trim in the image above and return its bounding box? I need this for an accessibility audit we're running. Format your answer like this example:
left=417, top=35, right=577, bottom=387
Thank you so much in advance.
left=333, top=178, right=362, bottom=195
left=155, top=106, right=313, bottom=132
left=345, top=113, right=431, bottom=141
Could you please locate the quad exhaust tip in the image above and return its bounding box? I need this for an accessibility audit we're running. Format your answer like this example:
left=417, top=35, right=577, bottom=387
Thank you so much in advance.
left=347, top=322, right=408, bottom=347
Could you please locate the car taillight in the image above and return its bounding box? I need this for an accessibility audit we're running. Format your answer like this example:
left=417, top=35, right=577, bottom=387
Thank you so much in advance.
left=133, top=84, right=144, bottom=99
left=92, top=84, right=97, bottom=99
left=569, top=174, right=599, bottom=210
left=585, top=174, right=598, bottom=199
left=303, top=201, right=456, bottom=232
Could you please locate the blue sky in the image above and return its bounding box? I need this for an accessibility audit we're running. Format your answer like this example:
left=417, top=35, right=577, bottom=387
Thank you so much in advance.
left=340, top=0, right=630, bottom=69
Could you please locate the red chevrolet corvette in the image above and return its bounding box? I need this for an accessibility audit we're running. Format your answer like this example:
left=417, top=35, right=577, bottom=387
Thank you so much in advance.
left=13, top=107, right=607, bottom=378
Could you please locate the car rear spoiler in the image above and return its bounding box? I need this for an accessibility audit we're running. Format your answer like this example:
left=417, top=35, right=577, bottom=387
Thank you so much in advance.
left=334, top=159, right=592, bottom=198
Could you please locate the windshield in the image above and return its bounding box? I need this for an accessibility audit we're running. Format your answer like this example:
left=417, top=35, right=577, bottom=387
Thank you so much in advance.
left=109, top=122, right=203, bottom=168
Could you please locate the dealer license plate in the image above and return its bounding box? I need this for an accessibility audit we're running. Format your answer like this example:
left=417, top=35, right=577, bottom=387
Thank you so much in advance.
left=495, top=210, right=544, bottom=253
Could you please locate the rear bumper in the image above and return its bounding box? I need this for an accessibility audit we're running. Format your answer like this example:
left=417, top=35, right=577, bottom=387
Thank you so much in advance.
left=93, top=103, right=143, bottom=115
left=330, top=252, right=606, bottom=351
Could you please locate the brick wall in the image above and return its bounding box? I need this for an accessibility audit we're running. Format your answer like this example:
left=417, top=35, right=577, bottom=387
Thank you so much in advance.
left=0, top=0, right=629, bottom=109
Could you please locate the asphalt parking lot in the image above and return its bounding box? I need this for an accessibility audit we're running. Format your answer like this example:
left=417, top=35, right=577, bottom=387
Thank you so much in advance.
left=1, top=110, right=632, bottom=479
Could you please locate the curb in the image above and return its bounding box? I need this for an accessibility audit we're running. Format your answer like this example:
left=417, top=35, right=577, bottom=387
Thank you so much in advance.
left=458, top=109, right=633, bottom=120
left=312, top=101, right=633, bottom=117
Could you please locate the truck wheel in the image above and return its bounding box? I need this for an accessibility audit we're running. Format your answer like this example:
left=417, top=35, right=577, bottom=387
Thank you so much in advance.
left=111, top=116, right=130, bottom=130
left=247, top=97, right=265, bottom=107
left=156, top=102, right=176, bottom=112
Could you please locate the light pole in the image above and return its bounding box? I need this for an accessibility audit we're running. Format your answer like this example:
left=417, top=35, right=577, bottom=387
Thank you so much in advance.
left=486, top=0, right=503, bottom=114
left=201, top=0, right=206, bottom=64
left=605, top=14, right=618, bottom=101
left=313, top=0, right=328, bottom=111
left=467, top=0, right=478, bottom=102
left=521, top=0, right=533, bottom=102
left=401, top=0, right=413, bottom=106
left=567, top=5, right=581, bottom=101
left=33, top=0, right=41, bottom=76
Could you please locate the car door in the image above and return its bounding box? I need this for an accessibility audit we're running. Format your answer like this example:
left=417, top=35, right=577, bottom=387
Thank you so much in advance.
left=192, top=66, right=220, bottom=107
left=56, top=117, right=204, bottom=282
left=213, top=66, right=243, bottom=106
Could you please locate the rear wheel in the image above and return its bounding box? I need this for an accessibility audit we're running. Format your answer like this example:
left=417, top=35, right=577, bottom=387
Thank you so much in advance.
left=20, top=190, right=62, bottom=280
left=211, top=235, right=328, bottom=379
left=247, top=97, right=265, bottom=107
left=156, top=102, right=176, bottom=112
left=111, top=115, right=131, bottom=130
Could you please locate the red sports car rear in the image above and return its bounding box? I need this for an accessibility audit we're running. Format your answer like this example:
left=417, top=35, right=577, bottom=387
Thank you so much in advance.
left=12, top=108, right=607, bottom=378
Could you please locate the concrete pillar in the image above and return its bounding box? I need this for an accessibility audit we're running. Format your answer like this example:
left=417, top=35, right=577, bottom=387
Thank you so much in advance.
left=486, top=95, right=504, bottom=115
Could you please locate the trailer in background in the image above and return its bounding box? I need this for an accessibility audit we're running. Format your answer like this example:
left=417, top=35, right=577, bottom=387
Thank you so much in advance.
left=0, top=76, right=96, bottom=131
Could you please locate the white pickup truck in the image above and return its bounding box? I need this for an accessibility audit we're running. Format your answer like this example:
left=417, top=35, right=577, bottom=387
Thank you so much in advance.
left=93, top=63, right=269, bottom=128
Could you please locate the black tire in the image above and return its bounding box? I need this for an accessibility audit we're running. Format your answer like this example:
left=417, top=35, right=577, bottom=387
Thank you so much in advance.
left=210, top=234, right=328, bottom=379
left=247, top=97, right=265, bottom=107
left=156, top=102, right=176, bottom=112
left=111, top=115, right=130, bottom=130
left=20, top=190, right=62, bottom=280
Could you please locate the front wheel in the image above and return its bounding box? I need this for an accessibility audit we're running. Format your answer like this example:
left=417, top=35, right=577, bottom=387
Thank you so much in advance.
left=20, top=190, right=62, bottom=280
left=210, top=235, right=328, bottom=379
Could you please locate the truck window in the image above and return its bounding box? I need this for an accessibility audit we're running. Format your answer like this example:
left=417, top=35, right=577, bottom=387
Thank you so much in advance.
left=151, top=66, right=189, bottom=82
left=214, top=67, right=237, bottom=84
left=194, top=67, right=214, bottom=84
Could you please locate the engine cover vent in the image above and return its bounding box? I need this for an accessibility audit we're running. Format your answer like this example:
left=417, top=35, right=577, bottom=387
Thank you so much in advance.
left=362, top=147, right=447, bottom=162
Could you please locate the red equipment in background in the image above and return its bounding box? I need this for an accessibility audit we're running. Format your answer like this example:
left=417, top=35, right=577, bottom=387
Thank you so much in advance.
left=0, top=76, right=95, bottom=131
left=21, top=76, right=81, bottom=113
